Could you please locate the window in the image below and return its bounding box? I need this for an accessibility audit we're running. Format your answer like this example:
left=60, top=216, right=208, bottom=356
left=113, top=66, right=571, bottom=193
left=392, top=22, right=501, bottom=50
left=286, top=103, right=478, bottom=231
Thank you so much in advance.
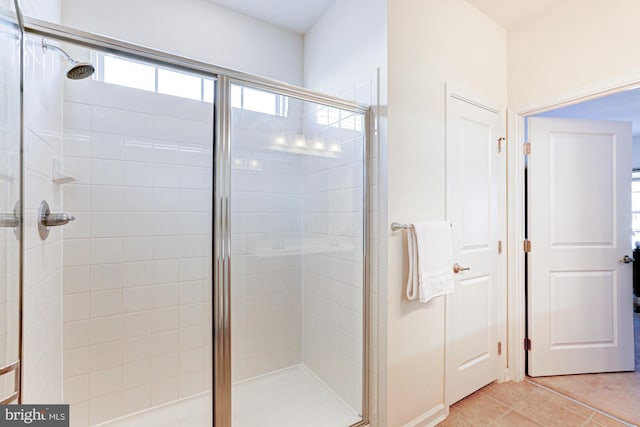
left=231, top=84, right=288, bottom=117
left=96, top=53, right=214, bottom=103
left=95, top=53, right=287, bottom=117
left=315, top=105, right=363, bottom=131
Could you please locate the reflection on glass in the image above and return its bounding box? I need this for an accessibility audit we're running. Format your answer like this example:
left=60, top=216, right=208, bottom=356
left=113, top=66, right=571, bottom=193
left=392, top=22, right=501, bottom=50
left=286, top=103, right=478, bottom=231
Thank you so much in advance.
left=0, top=7, right=21, bottom=404
left=230, top=84, right=365, bottom=427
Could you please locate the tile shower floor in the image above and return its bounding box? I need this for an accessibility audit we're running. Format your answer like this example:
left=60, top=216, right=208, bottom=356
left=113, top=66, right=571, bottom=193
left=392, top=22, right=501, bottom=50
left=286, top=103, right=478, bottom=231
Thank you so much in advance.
left=232, top=365, right=361, bottom=427
left=95, top=392, right=212, bottom=427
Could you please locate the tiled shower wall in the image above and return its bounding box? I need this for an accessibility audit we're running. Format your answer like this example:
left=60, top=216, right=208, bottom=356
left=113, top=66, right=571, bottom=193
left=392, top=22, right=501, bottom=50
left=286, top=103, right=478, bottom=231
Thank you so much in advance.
left=230, top=105, right=305, bottom=382
left=229, top=92, right=366, bottom=413
left=22, top=34, right=65, bottom=404
left=301, top=108, right=365, bottom=411
left=60, top=75, right=213, bottom=425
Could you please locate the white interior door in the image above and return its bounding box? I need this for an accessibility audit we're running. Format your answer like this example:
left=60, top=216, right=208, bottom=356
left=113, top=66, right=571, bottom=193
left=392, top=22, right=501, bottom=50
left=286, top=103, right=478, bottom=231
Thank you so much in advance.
left=528, top=117, right=635, bottom=377
left=445, top=91, right=506, bottom=405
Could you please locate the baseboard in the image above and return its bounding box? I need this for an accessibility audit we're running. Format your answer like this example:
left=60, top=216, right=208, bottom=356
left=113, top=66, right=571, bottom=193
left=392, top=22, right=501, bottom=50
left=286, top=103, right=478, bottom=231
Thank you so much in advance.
left=402, top=404, right=447, bottom=427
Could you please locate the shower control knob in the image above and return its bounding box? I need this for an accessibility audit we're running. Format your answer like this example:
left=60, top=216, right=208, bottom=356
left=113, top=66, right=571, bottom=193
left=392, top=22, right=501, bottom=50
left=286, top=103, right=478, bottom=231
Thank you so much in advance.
left=38, top=200, right=75, bottom=240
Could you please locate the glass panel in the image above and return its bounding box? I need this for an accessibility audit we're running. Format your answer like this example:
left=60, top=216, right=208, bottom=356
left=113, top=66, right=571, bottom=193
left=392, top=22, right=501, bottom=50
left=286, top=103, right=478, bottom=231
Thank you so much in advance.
left=230, top=83, right=365, bottom=427
left=0, top=3, right=21, bottom=403
left=22, top=39, right=214, bottom=426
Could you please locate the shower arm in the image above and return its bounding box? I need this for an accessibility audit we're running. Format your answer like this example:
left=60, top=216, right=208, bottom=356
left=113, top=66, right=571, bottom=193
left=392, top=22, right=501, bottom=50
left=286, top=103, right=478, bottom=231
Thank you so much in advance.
left=42, top=40, right=75, bottom=64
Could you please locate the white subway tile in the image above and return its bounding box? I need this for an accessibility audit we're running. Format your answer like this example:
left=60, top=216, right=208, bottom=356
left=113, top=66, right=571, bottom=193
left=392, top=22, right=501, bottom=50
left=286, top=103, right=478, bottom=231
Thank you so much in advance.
left=123, top=237, right=153, bottom=262
left=91, top=315, right=122, bottom=344
left=91, top=341, right=123, bottom=370
left=64, top=320, right=91, bottom=350
left=92, top=106, right=124, bottom=135
left=122, top=262, right=151, bottom=288
left=64, top=266, right=91, bottom=294
left=151, top=307, right=179, bottom=333
left=64, top=293, right=90, bottom=322
left=151, top=330, right=179, bottom=357
left=122, top=187, right=153, bottom=212
left=151, top=376, right=178, bottom=406
left=151, top=283, right=179, bottom=308
left=123, top=137, right=153, bottom=162
left=64, top=374, right=90, bottom=404
left=91, top=132, right=123, bottom=160
left=122, top=312, right=151, bottom=341
left=122, top=336, right=151, bottom=364
left=122, top=360, right=151, bottom=389
left=123, top=162, right=153, bottom=187
left=90, top=264, right=123, bottom=291
left=151, top=353, right=179, bottom=382
left=122, top=383, right=151, bottom=415
left=91, top=289, right=123, bottom=318
left=90, top=238, right=123, bottom=265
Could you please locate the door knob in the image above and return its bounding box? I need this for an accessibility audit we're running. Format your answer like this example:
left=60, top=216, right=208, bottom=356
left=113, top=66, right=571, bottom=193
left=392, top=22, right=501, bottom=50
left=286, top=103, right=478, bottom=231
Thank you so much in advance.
left=452, top=263, right=471, bottom=274
left=38, top=200, right=75, bottom=240
left=619, top=255, right=635, bottom=264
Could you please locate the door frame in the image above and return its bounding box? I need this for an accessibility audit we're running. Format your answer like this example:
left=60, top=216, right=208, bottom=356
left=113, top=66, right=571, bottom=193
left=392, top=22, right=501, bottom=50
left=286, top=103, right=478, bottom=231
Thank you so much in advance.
left=506, top=76, right=640, bottom=381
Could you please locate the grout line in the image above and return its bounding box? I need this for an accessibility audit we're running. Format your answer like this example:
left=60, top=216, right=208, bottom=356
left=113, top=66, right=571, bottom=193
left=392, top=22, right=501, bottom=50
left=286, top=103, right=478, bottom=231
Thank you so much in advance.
left=524, top=378, right=637, bottom=427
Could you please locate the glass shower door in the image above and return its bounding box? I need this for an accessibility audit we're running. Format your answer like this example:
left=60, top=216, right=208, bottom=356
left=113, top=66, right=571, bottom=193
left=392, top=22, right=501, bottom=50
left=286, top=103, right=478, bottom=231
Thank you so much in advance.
left=227, top=82, right=367, bottom=427
left=0, top=1, right=22, bottom=405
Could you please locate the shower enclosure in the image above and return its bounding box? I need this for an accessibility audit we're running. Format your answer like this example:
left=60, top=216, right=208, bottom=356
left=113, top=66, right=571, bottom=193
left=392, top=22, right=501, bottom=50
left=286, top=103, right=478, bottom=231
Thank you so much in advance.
left=1, top=3, right=369, bottom=426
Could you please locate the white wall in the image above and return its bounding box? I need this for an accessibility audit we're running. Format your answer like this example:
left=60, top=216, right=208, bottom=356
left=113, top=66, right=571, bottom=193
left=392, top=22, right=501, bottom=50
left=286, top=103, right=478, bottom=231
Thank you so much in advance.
left=61, top=0, right=303, bottom=85
left=386, top=0, right=506, bottom=425
left=508, top=0, right=640, bottom=111
left=304, top=0, right=387, bottom=423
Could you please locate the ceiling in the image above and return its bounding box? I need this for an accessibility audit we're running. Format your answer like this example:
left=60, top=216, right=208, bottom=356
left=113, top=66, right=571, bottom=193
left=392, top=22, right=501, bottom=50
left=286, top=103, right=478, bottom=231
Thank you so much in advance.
left=466, top=0, right=563, bottom=29
left=536, top=88, right=640, bottom=136
left=205, top=0, right=565, bottom=35
left=205, top=0, right=336, bottom=34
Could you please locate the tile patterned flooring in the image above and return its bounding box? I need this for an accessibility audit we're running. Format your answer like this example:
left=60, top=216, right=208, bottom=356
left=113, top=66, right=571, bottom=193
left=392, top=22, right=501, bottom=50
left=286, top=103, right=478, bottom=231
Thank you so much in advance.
left=438, top=380, right=631, bottom=426
left=440, top=313, right=640, bottom=426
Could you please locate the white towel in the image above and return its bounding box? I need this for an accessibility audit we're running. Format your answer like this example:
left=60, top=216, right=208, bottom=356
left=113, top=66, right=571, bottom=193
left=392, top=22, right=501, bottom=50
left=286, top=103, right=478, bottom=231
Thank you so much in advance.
left=405, top=221, right=454, bottom=303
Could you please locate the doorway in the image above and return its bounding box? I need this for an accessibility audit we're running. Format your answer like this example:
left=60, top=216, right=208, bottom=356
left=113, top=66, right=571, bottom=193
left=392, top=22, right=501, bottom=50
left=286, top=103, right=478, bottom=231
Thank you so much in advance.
left=522, top=89, right=640, bottom=425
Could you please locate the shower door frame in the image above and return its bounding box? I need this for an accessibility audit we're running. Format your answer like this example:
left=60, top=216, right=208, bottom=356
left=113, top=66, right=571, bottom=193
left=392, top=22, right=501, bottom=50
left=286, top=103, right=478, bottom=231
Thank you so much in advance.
left=19, top=15, right=372, bottom=427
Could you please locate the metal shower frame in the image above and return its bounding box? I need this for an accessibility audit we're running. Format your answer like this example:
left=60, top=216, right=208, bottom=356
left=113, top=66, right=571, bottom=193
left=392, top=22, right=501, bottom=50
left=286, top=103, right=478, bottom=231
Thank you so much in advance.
left=10, top=3, right=372, bottom=425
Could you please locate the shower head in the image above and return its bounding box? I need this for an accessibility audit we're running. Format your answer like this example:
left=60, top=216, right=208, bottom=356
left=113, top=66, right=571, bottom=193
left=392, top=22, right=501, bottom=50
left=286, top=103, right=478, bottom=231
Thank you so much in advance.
left=41, top=39, right=95, bottom=80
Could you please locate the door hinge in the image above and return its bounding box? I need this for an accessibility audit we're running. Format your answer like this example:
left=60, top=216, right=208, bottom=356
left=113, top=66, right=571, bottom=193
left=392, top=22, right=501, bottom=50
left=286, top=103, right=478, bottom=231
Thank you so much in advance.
left=525, top=338, right=532, bottom=351
left=523, top=142, right=531, bottom=155
left=498, top=240, right=503, bottom=254
left=524, top=239, right=532, bottom=253
left=498, top=341, right=502, bottom=356
left=498, top=137, right=506, bottom=153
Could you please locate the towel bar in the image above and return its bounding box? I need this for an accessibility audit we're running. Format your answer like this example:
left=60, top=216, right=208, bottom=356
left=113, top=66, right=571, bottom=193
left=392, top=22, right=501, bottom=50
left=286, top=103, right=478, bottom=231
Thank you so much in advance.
left=391, top=222, right=411, bottom=231
left=391, top=222, right=452, bottom=231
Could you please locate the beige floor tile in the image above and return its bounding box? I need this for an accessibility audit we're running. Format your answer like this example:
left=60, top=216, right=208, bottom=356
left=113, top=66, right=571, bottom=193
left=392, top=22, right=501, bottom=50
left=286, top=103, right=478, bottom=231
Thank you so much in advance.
left=482, top=380, right=540, bottom=406
left=490, top=409, right=542, bottom=426
left=436, top=408, right=477, bottom=426
left=451, top=389, right=510, bottom=424
left=510, top=387, right=591, bottom=426
left=583, top=412, right=632, bottom=427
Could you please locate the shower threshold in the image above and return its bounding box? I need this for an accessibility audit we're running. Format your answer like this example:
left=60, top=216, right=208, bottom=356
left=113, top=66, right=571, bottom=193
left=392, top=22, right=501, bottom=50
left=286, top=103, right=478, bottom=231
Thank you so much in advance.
left=232, top=364, right=361, bottom=427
